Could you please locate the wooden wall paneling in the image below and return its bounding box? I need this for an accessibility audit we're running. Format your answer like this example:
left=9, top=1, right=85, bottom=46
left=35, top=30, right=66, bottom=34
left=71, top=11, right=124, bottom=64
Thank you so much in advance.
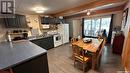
left=53, top=0, right=127, bottom=16
left=65, top=5, right=125, bottom=19
left=122, top=30, right=130, bottom=71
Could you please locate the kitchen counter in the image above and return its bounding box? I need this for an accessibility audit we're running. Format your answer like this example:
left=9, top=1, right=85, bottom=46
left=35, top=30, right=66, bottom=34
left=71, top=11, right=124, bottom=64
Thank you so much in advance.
left=30, top=35, right=54, bottom=50
left=29, top=34, right=54, bottom=41
left=0, top=40, right=47, bottom=70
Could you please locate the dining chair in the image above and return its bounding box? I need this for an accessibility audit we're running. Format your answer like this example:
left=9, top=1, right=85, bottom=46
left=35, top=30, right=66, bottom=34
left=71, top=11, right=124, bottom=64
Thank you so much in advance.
left=71, top=38, right=78, bottom=59
left=71, top=38, right=77, bottom=43
left=73, top=45, right=91, bottom=73
left=95, top=39, right=106, bottom=69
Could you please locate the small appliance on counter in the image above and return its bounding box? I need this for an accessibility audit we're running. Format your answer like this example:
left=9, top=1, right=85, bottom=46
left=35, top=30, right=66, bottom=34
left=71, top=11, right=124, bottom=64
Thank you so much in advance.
left=7, top=30, right=28, bottom=41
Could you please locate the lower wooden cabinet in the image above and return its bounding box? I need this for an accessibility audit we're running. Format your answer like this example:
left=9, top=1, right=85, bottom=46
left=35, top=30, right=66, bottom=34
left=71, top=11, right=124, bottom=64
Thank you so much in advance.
left=112, top=33, right=125, bottom=55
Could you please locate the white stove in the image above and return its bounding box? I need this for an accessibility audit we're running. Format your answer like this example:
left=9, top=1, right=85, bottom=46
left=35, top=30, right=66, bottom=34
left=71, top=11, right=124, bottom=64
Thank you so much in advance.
left=53, top=34, right=62, bottom=47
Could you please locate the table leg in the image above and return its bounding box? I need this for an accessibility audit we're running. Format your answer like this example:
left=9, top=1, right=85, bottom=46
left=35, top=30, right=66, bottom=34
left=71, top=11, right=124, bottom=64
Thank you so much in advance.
left=92, top=53, right=96, bottom=70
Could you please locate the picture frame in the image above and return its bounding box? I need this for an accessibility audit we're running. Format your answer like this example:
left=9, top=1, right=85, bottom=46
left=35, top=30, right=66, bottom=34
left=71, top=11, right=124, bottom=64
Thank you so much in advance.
left=122, top=8, right=129, bottom=28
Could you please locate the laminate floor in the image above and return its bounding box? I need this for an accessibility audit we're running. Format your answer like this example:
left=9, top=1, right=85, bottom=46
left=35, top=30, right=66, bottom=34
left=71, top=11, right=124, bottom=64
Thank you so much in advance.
left=47, top=44, right=124, bottom=73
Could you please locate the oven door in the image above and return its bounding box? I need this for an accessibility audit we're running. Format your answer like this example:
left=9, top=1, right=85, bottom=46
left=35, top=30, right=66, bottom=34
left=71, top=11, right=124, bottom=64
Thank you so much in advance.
left=54, top=35, right=61, bottom=42
left=53, top=34, right=62, bottom=47
left=56, top=35, right=61, bottom=41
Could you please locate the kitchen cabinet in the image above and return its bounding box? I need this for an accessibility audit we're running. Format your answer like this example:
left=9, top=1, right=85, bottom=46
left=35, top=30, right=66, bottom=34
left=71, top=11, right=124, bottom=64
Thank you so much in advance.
left=4, top=14, right=28, bottom=28
left=4, top=18, right=17, bottom=28
left=12, top=53, right=49, bottom=73
left=0, top=18, right=5, bottom=27
left=112, top=33, right=125, bottom=55
left=41, top=17, right=65, bottom=24
left=41, top=17, right=54, bottom=24
left=30, top=36, right=54, bottom=50
left=17, top=15, right=28, bottom=28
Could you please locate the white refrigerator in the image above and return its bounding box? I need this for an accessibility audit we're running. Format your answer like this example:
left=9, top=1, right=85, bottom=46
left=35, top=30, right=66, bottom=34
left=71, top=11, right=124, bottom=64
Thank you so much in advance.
left=58, top=24, right=69, bottom=44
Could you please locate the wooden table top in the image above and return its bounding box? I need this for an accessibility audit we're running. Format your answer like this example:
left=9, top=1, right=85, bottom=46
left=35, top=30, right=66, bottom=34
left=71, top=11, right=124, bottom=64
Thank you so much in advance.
left=72, top=38, right=103, bottom=53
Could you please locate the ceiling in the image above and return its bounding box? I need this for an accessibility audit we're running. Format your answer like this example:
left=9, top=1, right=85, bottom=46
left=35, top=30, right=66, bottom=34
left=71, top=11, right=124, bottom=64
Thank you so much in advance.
left=15, top=0, right=97, bottom=14
left=75, top=1, right=126, bottom=15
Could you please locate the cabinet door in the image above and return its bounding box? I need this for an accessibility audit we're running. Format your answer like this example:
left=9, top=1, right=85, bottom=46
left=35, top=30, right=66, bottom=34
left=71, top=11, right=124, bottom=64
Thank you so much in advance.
left=4, top=18, right=16, bottom=28
left=15, top=15, right=20, bottom=28
left=12, top=54, right=49, bottom=73
left=19, top=15, right=27, bottom=28
left=4, top=14, right=27, bottom=28
left=0, top=18, right=5, bottom=27
left=15, top=14, right=27, bottom=28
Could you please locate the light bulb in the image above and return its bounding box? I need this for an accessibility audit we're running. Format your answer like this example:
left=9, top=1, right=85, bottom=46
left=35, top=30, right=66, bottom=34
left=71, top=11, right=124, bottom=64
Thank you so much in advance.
left=87, top=11, right=91, bottom=15
left=35, top=10, right=44, bottom=13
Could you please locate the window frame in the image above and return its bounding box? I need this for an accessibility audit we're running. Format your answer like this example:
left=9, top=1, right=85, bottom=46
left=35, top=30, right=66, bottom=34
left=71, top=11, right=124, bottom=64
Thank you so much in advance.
left=83, top=16, right=111, bottom=38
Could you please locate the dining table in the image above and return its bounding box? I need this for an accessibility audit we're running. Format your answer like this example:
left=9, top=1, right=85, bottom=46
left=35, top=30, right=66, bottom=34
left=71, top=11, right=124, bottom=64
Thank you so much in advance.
left=72, top=38, right=103, bottom=70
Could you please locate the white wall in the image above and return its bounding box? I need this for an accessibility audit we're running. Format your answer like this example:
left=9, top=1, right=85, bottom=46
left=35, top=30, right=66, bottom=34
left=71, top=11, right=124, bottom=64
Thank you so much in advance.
left=113, top=11, right=123, bottom=28
left=72, top=19, right=82, bottom=38
left=66, top=19, right=73, bottom=38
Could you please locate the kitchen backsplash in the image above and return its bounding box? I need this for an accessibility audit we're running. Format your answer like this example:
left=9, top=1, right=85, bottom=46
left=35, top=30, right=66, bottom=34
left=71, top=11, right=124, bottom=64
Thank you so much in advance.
left=0, top=25, right=7, bottom=42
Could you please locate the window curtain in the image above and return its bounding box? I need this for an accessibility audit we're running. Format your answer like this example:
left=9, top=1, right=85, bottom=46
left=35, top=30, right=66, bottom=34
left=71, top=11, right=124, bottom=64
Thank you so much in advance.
left=82, top=18, right=85, bottom=38
left=107, top=14, right=114, bottom=43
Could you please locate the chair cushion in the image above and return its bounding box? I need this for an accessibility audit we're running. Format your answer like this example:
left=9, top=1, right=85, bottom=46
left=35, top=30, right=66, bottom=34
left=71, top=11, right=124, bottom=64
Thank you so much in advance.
left=75, top=55, right=89, bottom=62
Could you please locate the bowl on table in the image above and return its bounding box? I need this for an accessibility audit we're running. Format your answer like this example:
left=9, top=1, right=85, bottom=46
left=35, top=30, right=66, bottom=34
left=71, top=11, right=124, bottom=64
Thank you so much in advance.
left=83, top=38, right=92, bottom=43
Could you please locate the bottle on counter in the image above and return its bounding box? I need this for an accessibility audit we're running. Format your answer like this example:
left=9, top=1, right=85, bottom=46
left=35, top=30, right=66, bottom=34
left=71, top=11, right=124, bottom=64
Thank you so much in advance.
left=8, top=34, right=12, bottom=42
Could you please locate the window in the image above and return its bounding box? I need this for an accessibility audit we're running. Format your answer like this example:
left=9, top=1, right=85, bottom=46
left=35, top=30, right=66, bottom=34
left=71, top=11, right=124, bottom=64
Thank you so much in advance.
left=84, top=16, right=111, bottom=37
left=101, top=18, right=111, bottom=36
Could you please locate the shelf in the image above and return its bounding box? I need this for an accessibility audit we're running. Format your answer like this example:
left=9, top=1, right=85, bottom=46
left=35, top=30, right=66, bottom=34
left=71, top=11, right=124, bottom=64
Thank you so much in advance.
left=9, top=32, right=28, bottom=35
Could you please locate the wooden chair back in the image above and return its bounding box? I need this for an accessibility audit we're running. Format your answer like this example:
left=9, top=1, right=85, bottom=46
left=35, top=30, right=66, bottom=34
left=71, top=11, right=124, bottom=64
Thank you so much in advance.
left=99, top=39, right=106, bottom=56
left=73, top=45, right=90, bottom=73
left=73, top=45, right=86, bottom=61
left=71, top=38, right=76, bottom=43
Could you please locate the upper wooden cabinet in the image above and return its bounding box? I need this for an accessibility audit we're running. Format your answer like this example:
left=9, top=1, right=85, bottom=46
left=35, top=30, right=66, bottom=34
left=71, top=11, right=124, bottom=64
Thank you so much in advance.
left=40, top=17, right=65, bottom=24
left=4, top=14, right=28, bottom=28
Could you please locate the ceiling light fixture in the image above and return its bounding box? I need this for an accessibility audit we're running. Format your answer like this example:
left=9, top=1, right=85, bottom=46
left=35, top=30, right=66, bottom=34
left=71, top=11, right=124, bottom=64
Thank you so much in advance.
left=35, top=10, right=44, bottom=13
left=32, top=7, right=47, bottom=13
left=86, top=10, right=91, bottom=16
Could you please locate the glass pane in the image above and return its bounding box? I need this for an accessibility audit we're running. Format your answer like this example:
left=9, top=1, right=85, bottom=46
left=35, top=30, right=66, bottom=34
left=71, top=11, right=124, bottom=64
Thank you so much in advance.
left=92, top=18, right=100, bottom=37
left=101, top=17, right=111, bottom=36
left=84, top=20, right=91, bottom=36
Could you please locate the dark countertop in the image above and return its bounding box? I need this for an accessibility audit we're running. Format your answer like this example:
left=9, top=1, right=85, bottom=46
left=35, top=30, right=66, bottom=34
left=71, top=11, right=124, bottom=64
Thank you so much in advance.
left=0, top=40, right=47, bottom=70
left=29, top=34, right=54, bottom=41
